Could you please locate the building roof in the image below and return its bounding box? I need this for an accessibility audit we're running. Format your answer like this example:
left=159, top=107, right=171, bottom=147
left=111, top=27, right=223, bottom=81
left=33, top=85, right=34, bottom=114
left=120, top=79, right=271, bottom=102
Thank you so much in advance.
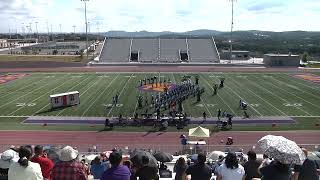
left=265, top=53, right=299, bottom=57
left=50, top=91, right=79, bottom=98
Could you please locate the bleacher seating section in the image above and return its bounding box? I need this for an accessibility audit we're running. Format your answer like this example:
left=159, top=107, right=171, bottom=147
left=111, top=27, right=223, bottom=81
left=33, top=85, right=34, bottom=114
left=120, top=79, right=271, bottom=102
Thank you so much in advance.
left=99, top=38, right=220, bottom=63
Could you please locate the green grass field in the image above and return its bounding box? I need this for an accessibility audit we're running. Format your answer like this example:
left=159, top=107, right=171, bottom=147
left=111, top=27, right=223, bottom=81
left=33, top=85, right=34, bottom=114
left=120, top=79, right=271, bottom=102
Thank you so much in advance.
left=0, top=72, right=320, bottom=131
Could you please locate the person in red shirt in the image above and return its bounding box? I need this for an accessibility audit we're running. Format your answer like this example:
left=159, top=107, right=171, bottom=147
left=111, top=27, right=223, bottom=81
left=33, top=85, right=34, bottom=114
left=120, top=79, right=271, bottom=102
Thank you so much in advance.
left=31, top=145, right=54, bottom=180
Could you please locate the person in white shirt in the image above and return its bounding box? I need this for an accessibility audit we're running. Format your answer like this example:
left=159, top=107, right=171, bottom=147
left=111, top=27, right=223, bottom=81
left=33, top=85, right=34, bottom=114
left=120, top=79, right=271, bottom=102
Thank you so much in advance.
left=8, top=146, right=43, bottom=180
left=216, top=152, right=245, bottom=180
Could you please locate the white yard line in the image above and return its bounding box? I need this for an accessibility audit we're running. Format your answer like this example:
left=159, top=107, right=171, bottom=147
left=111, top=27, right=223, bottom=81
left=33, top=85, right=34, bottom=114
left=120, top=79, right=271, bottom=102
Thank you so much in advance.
left=215, top=75, right=263, bottom=117
left=0, top=74, right=68, bottom=110
left=107, top=74, right=134, bottom=117
left=33, top=75, right=93, bottom=116
left=271, top=76, right=320, bottom=101
left=8, top=77, right=77, bottom=116
left=132, top=74, right=146, bottom=117
left=201, top=74, right=236, bottom=116
left=81, top=75, right=119, bottom=117
left=230, top=77, right=287, bottom=116
left=249, top=76, right=312, bottom=116
left=268, top=77, right=319, bottom=108
left=0, top=76, right=45, bottom=97
left=287, top=74, right=320, bottom=91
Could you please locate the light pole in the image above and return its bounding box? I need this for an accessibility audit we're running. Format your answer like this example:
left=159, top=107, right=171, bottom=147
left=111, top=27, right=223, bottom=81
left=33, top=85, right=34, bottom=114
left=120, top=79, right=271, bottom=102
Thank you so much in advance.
left=81, top=0, right=89, bottom=61
left=229, top=0, right=236, bottom=62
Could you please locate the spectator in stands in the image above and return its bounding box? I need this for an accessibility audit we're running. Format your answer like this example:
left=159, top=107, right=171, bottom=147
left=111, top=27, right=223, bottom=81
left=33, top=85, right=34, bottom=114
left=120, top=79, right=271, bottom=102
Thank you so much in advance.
left=101, top=151, right=131, bottom=180
left=135, top=155, right=159, bottom=180
left=186, top=153, right=211, bottom=180
left=243, top=151, right=261, bottom=180
left=216, top=152, right=245, bottom=180
left=211, top=155, right=225, bottom=174
left=174, top=157, right=188, bottom=180
left=0, top=149, right=19, bottom=180
left=292, top=148, right=318, bottom=180
left=31, top=145, right=54, bottom=180
left=51, top=146, right=87, bottom=180
left=81, top=159, right=90, bottom=175
left=8, top=146, right=43, bottom=180
left=123, top=160, right=135, bottom=180
left=258, top=159, right=290, bottom=180
left=90, top=156, right=109, bottom=180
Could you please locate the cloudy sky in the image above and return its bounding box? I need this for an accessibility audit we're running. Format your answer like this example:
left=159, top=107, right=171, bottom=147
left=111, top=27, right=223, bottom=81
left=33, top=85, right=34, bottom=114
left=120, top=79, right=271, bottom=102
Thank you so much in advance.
left=0, top=0, right=319, bottom=33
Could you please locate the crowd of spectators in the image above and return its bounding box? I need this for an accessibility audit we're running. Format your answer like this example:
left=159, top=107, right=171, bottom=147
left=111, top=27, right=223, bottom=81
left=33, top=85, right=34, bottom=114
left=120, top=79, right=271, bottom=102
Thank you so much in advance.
left=0, top=144, right=319, bottom=180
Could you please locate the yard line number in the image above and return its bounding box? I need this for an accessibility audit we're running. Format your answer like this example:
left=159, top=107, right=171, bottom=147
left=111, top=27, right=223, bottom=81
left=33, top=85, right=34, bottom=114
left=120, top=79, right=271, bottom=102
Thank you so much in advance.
left=16, top=103, right=36, bottom=107
left=283, top=103, right=302, bottom=107
left=103, top=104, right=124, bottom=108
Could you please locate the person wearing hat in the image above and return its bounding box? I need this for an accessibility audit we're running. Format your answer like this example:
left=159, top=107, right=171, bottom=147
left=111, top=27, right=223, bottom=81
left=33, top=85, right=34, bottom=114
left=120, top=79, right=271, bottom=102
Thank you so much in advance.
left=8, top=146, right=43, bottom=180
left=51, top=146, right=87, bottom=180
left=0, top=149, right=19, bottom=180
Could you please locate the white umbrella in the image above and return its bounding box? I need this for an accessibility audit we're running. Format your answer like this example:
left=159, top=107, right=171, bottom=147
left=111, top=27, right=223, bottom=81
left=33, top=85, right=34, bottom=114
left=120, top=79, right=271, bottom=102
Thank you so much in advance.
left=257, top=135, right=306, bottom=165
left=207, top=151, right=226, bottom=161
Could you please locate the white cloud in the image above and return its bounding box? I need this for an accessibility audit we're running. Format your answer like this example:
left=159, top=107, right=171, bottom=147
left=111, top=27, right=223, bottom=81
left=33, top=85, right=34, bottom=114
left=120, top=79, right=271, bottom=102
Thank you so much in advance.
left=0, top=0, right=319, bottom=33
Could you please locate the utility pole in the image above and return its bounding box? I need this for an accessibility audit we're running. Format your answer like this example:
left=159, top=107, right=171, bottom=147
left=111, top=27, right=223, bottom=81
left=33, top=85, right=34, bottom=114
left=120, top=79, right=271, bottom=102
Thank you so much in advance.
left=35, top=22, right=39, bottom=42
left=81, top=0, right=90, bottom=61
left=229, top=0, right=236, bottom=62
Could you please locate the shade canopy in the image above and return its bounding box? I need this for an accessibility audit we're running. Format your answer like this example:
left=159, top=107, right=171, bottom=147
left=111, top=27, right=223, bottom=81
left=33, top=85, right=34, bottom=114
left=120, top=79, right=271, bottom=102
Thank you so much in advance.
left=188, top=126, right=210, bottom=137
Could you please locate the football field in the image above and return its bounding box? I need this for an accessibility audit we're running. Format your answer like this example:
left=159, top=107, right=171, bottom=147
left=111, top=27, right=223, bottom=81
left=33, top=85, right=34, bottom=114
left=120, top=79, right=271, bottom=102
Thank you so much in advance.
left=0, top=72, right=319, bottom=119
left=0, top=73, right=320, bottom=117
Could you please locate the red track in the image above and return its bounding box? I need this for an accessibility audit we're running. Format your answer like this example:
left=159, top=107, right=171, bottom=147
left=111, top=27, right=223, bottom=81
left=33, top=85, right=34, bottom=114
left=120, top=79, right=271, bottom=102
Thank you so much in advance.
left=0, top=131, right=319, bottom=152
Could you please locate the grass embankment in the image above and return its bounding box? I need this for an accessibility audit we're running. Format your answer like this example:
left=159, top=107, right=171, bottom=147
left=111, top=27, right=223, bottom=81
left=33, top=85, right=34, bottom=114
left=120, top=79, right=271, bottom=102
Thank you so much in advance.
left=0, top=54, right=89, bottom=63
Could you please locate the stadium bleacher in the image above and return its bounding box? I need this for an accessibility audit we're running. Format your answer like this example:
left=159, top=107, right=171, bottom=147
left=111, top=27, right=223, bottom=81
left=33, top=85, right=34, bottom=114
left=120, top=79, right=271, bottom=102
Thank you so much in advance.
left=98, top=38, right=220, bottom=63
left=188, top=38, right=220, bottom=63
left=99, top=39, right=131, bottom=63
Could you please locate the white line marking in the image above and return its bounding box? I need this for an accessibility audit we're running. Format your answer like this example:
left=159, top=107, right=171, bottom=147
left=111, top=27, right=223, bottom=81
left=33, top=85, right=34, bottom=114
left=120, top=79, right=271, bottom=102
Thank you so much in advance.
left=267, top=77, right=319, bottom=110
left=0, top=76, right=47, bottom=99
left=107, top=74, right=134, bottom=117
left=249, top=76, right=312, bottom=116
left=132, top=74, right=146, bottom=117
left=215, top=75, right=263, bottom=117
left=8, top=76, right=77, bottom=116
left=0, top=74, right=68, bottom=110
left=81, top=75, right=119, bottom=117
left=34, top=75, right=93, bottom=116
left=201, top=74, right=236, bottom=116
left=231, top=76, right=288, bottom=116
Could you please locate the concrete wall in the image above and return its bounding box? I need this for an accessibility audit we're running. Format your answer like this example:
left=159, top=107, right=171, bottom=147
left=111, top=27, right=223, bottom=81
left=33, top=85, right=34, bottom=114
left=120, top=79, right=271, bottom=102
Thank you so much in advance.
left=263, top=54, right=300, bottom=66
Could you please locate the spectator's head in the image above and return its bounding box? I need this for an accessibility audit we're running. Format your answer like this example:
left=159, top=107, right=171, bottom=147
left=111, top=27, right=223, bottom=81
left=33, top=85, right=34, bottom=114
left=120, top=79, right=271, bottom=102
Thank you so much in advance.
left=123, top=160, right=132, bottom=169
left=18, top=146, right=33, bottom=168
left=218, top=155, right=224, bottom=161
left=225, top=152, right=239, bottom=169
left=141, top=155, right=149, bottom=166
left=92, top=156, right=101, bottom=165
left=59, top=146, right=79, bottom=162
left=301, top=148, right=308, bottom=156
left=176, top=157, right=186, bottom=166
left=263, top=154, right=269, bottom=159
left=0, top=149, right=19, bottom=169
left=197, top=153, right=206, bottom=165
left=109, top=151, right=122, bottom=167
left=34, top=145, right=44, bottom=156
left=247, top=150, right=257, bottom=161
